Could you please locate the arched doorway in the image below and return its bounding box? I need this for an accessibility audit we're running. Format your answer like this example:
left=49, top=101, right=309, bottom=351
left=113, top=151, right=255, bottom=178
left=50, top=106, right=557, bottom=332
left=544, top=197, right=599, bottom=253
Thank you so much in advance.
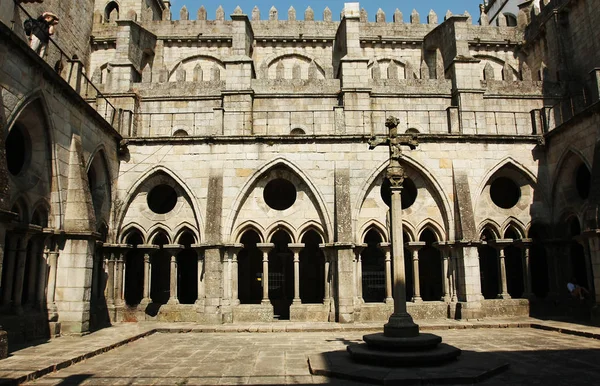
left=238, top=230, right=262, bottom=304
left=504, top=228, right=524, bottom=298
left=479, top=228, right=499, bottom=299
left=150, top=231, right=170, bottom=304
left=300, top=230, right=324, bottom=303
left=177, top=231, right=198, bottom=304
left=269, top=230, right=293, bottom=319
left=419, top=229, right=442, bottom=301
left=124, top=230, right=144, bottom=306
left=362, top=229, right=385, bottom=303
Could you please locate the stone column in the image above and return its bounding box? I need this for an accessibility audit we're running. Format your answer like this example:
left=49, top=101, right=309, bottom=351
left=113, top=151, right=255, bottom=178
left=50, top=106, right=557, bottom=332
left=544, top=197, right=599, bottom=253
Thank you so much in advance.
left=489, top=239, right=512, bottom=299
left=114, top=250, right=125, bottom=306
left=1, top=234, right=18, bottom=307
left=434, top=241, right=452, bottom=302
left=449, top=245, right=458, bottom=303
left=165, top=245, right=183, bottom=305
left=407, top=242, right=426, bottom=302
left=25, top=237, right=40, bottom=308
left=106, top=252, right=116, bottom=306
left=320, top=243, right=336, bottom=321
left=36, top=235, right=51, bottom=310
left=12, top=234, right=32, bottom=314
left=288, top=244, right=305, bottom=305
left=91, top=243, right=103, bottom=301
left=137, top=245, right=157, bottom=306
left=46, top=242, right=59, bottom=321
left=227, top=244, right=243, bottom=306
left=257, top=243, right=274, bottom=305
left=516, top=239, right=533, bottom=299
left=379, top=242, right=393, bottom=304
left=354, top=244, right=366, bottom=304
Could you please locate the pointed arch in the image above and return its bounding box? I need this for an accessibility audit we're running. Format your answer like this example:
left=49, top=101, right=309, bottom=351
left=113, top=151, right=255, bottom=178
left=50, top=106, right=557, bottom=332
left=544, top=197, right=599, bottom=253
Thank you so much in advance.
left=403, top=222, right=417, bottom=243
left=476, top=157, right=537, bottom=200
left=416, top=219, right=445, bottom=242
left=233, top=221, right=265, bottom=243
left=478, top=219, right=502, bottom=239
left=174, top=223, right=199, bottom=244
left=10, top=196, right=30, bottom=224
left=551, top=148, right=591, bottom=204
left=359, top=220, right=389, bottom=243
left=117, top=165, right=203, bottom=240
left=148, top=226, right=172, bottom=245
left=169, top=54, right=225, bottom=79
left=298, top=221, right=326, bottom=243
left=265, top=222, right=296, bottom=243
left=31, top=199, right=51, bottom=228
left=86, top=146, right=112, bottom=228
left=6, top=90, right=62, bottom=227
left=225, top=157, right=333, bottom=243
left=354, top=155, right=453, bottom=240
left=121, top=224, right=144, bottom=244
left=261, top=52, right=330, bottom=79
left=502, top=217, right=526, bottom=238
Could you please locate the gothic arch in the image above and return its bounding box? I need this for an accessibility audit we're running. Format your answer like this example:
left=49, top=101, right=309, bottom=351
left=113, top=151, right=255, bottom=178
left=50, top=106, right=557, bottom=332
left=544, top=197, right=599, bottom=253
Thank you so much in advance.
left=473, top=54, right=520, bottom=79
left=501, top=218, right=526, bottom=238
left=174, top=225, right=198, bottom=244
left=355, top=155, right=453, bottom=239
left=31, top=199, right=51, bottom=228
left=478, top=220, right=502, bottom=239
left=117, top=165, right=204, bottom=240
left=86, top=147, right=112, bottom=228
left=10, top=196, right=29, bottom=224
left=225, top=157, right=333, bottom=243
left=265, top=222, right=297, bottom=243
left=359, top=220, right=389, bottom=243
left=416, top=220, right=445, bottom=241
left=148, top=226, right=172, bottom=245
left=233, top=222, right=265, bottom=243
left=477, top=157, right=537, bottom=200
left=298, top=221, right=326, bottom=242
left=261, top=52, right=330, bottom=79
left=6, top=92, right=61, bottom=227
left=169, top=54, right=226, bottom=79
left=551, top=148, right=591, bottom=201
left=120, top=224, right=145, bottom=244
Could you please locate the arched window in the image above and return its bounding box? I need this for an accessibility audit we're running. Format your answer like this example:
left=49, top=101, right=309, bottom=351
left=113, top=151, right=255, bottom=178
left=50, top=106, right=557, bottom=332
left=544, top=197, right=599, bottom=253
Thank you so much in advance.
left=479, top=228, right=499, bottom=299
left=124, top=230, right=144, bottom=306
left=238, top=230, right=262, bottom=304
left=299, top=230, right=324, bottom=304
left=269, top=230, right=293, bottom=319
left=177, top=231, right=198, bottom=304
left=105, top=1, right=120, bottom=23
left=362, top=229, right=385, bottom=303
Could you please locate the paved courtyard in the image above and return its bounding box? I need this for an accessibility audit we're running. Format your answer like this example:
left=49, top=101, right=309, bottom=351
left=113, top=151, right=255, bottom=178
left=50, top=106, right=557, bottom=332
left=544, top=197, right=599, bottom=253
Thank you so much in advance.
left=20, top=327, right=600, bottom=385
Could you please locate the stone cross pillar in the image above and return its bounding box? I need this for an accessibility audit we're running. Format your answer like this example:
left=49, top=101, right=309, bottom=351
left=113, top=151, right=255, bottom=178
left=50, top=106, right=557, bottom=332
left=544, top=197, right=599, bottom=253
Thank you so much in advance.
left=137, top=244, right=158, bottom=306
left=164, top=245, right=184, bottom=305
left=257, top=243, right=274, bottom=305
left=354, top=244, right=366, bottom=304
left=13, top=233, right=32, bottom=314
left=368, top=115, right=419, bottom=337
left=515, top=239, right=533, bottom=299
left=288, top=244, right=305, bottom=305
left=407, top=242, right=426, bottom=302
left=489, top=239, right=512, bottom=299
left=227, top=244, right=243, bottom=306
left=379, top=242, right=393, bottom=304
left=434, top=241, right=453, bottom=302
left=1, top=234, right=19, bottom=307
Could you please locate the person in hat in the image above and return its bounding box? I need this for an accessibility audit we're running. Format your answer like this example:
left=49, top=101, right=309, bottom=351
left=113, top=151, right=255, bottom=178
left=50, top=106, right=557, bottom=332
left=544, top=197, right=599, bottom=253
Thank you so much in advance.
left=29, top=11, right=59, bottom=57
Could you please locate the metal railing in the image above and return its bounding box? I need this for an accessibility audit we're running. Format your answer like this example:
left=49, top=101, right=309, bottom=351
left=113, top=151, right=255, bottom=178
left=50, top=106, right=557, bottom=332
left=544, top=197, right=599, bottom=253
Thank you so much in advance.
left=10, top=0, right=117, bottom=126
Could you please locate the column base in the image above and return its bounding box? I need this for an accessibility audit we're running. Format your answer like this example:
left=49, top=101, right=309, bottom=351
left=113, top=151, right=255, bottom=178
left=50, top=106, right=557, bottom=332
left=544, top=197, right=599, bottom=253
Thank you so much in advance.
left=140, top=298, right=151, bottom=307
left=261, top=299, right=271, bottom=306
left=411, top=297, right=423, bottom=303
left=441, top=295, right=451, bottom=302
left=455, top=301, right=484, bottom=320
left=385, top=298, right=394, bottom=305
left=167, top=298, right=180, bottom=305
left=293, top=299, right=301, bottom=305
left=496, top=293, right=511, bottom=300
left=383, top=312, right=420, bottom=338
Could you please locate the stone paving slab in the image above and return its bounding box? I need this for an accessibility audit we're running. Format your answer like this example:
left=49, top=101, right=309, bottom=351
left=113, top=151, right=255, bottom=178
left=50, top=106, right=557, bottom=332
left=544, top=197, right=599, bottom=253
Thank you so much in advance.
left=0, top=317, right=597, bottom=385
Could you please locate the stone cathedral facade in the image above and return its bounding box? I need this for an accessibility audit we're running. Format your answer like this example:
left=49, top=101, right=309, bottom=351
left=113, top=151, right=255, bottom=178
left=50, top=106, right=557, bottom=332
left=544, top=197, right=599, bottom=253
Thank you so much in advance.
left=0, top=0, right=599, bottom=346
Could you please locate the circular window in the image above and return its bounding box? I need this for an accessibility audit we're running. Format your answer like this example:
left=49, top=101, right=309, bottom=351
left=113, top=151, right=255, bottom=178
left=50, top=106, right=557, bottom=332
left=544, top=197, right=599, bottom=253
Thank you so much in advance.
left=381, top=177, right=418, bottom=209
left=6, top=124, right=29, bottom=176
left=264, top=178, right=296, bottom=211
left=490, top=177, right=521, bottom=209
left=576, top=164, right=591, bottom=200
left=147, top=184, right=178, bottom=214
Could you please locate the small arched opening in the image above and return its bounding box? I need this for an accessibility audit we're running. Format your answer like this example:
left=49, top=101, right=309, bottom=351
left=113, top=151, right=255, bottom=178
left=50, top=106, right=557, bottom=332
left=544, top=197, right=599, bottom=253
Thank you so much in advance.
left=150, top=231, right=170, bottom=305
left=361, top=229, right=385, bottom=303
left=238, top=230, right=262, bottom=305
left=105, top=1, right=120, bottom=22
left=269, top=230, right=293, bottom=319
left=124, top=230, right=144, bottom=306
left=177, top=231, right=198, bottom=305
left=418, top=229, right=442, bottom=301
left=504, top=227, right=524, bottom=298
left=479, top=228, right=499, bottom=299
left=299, top=230, right=324, bottom=304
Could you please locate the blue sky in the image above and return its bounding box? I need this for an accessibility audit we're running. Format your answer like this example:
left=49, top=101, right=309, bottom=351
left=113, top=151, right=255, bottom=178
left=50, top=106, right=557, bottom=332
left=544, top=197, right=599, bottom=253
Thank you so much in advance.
left=168, top=1, right=481, bottom=23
